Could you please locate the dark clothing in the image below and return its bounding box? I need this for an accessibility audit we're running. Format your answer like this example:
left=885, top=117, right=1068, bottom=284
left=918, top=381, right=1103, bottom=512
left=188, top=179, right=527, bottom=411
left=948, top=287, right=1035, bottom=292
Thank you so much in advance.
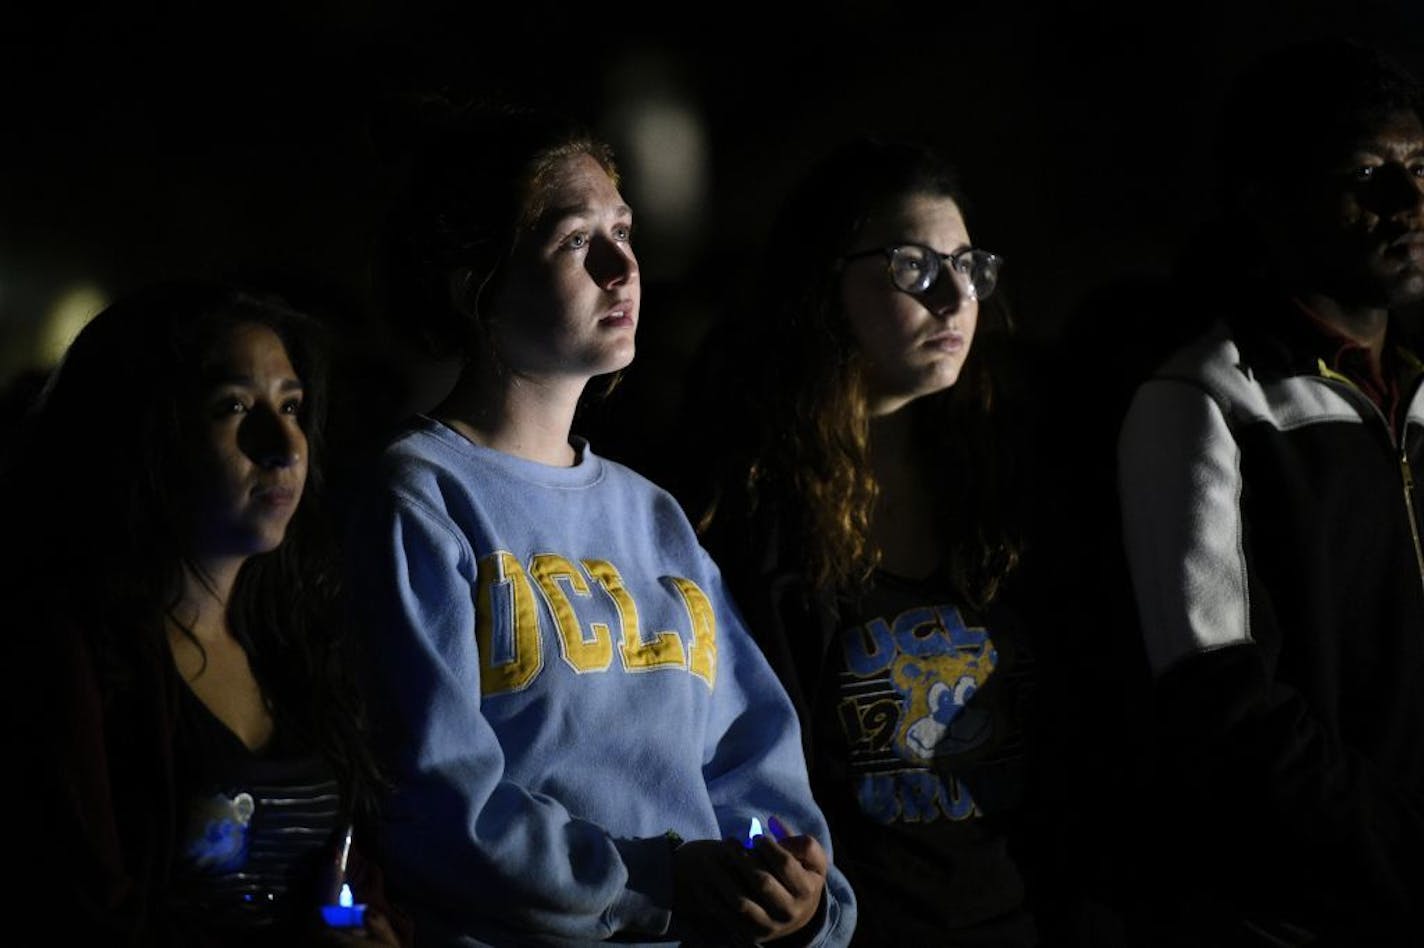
left=705, top=507, right=1040, bottom=947
left=820, top=570, right=1037, bottom=945
left=12, top=614, right=399, bottom=948
left=171, top=681, right=344, bottom=934
left=1117, top=292, right=1424, bottom=944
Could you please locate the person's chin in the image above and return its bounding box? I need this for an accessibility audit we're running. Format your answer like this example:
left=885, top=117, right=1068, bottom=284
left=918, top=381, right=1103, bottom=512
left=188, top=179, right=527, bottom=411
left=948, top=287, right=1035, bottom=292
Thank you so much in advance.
left=910, top=365, right=963, bottom=400
left=597, top=343, right=636, bottom=375
left=241, top=516, right=294, bottom=555
left=1381, top=267, right=1424, bottom=307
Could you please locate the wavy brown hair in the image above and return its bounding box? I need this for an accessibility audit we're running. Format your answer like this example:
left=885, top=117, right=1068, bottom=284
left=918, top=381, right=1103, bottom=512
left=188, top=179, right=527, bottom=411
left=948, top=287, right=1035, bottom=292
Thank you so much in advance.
left=717, top=136, right=1023, bottom=608
left=375, top=98, right=619, bottom=361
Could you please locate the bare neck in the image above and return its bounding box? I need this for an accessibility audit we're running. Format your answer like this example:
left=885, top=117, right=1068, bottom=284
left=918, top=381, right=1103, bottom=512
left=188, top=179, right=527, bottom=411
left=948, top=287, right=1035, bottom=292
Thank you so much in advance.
left=169, top=556, right=273, bottom=752
left=172, top=557, right=242, bottom=642
left=868, top=408, right=916, bottom=479
left=867, top=407, right=942, bottom=579
left=436, top=362, right=586, bottom=467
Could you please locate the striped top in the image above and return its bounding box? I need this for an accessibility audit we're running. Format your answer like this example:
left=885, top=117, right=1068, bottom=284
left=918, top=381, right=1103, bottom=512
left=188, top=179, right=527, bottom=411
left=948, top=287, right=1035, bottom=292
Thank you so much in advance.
left=171, top=680, right=345, bottom=932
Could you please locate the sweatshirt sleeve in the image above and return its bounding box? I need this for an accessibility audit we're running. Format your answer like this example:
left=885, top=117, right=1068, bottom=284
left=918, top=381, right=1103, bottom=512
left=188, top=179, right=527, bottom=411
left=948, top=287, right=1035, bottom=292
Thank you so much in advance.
left=1118, top=377, right=1424, bottom=926
left=696, top=558, right=858, bottom=947
left=347, top=487, right=676, bottom=942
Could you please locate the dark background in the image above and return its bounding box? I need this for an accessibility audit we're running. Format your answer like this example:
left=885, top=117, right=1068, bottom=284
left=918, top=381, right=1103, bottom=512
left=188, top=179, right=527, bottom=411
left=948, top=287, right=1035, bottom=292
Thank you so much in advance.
left=4, top=1, right=1423, bottom=471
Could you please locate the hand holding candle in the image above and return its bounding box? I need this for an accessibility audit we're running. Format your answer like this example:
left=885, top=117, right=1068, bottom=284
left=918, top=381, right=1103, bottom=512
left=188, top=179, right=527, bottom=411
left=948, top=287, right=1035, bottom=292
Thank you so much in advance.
left=739, top=815, right=827, bottom=941
left=741, top=813, right=790, bottom=849
left=321, top=824, right=368, bottom=929
left=670, top=817, right=823, bottom=944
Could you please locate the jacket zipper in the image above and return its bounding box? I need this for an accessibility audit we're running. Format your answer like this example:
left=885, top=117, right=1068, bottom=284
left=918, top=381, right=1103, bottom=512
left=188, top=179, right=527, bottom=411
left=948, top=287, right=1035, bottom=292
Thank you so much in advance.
left=1316, top=362, right=1424, bottom=596
left=1401, top=452, right=1424, bottom=591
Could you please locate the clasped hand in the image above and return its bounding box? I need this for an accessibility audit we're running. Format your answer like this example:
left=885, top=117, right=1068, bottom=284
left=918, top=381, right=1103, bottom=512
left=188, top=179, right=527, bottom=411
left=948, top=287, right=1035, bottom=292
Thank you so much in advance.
left=673, top=823, right=827, bottom=945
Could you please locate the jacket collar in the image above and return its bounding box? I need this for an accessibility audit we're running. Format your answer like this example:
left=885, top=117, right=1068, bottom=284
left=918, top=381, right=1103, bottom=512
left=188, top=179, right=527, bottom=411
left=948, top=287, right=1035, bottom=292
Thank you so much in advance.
left=1224, top=286, right=1423, bottom=391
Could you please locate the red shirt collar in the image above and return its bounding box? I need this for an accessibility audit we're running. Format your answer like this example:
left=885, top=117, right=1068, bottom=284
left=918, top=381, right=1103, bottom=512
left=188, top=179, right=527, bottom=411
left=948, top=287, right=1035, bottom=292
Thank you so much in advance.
left=1289, top=296, right=1399, bottom=426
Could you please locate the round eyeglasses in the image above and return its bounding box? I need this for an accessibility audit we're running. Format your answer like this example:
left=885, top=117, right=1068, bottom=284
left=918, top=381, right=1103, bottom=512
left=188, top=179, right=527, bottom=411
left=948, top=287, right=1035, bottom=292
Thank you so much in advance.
left=840, top=243, right=1003, bottom=301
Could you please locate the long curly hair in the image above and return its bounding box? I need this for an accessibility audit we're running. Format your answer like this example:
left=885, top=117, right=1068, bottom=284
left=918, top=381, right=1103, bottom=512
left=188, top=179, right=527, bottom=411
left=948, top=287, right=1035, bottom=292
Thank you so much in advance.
left=723, top=136, right=1023, bottom=608
left=1, top=280, right=383, bottom=817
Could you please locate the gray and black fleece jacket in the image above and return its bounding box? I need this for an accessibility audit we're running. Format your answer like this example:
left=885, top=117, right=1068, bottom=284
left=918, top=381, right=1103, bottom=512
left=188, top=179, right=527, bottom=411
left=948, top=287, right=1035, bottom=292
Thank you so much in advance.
left=1117, top=297, right=1424, bottom=939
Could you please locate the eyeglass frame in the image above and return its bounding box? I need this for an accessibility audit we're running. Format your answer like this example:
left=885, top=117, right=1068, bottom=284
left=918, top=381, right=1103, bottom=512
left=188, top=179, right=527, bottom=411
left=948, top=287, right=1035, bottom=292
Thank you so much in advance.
left=838, top=242, right=1004, bottom=301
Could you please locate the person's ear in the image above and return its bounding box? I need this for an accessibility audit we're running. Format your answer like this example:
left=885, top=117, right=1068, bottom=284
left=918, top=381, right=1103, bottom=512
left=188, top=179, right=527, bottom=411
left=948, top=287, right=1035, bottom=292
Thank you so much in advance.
left=448, top=242, right=507, bottom=324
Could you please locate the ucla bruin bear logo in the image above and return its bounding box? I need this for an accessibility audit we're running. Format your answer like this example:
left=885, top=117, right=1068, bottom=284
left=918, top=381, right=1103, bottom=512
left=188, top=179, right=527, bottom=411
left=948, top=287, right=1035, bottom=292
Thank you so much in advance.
left=893, top=650, right=995, bottom=761
left=839, top=604, right=998, bottom=823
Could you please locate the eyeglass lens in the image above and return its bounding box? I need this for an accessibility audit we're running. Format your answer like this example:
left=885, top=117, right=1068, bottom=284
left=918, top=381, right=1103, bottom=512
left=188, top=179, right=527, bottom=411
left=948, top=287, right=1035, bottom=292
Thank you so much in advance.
left=888, top=245, right=999, bottom=300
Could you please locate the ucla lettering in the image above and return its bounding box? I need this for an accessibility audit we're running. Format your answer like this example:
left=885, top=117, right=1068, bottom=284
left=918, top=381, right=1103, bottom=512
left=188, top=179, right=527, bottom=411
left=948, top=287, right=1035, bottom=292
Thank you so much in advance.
left=845, top=605, right=987, bottom=675
left=666, top=576, right=717, bottom=687
left=853, top=770, right=980, bottom=824
left=530, top=553, right=613, bottom=674
left=475, top=550, right=718, bottom=695
left=475, top=551, right=543, bottom=694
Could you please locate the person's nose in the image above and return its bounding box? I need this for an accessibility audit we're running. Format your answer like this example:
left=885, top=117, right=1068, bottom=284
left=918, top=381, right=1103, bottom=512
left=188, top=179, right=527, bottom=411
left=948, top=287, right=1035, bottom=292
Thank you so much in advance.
left=925, top=264, right=968, bottom=318
left=242, top=405, right=304, bottom=469
left=587, top=234, right=638, bottom=290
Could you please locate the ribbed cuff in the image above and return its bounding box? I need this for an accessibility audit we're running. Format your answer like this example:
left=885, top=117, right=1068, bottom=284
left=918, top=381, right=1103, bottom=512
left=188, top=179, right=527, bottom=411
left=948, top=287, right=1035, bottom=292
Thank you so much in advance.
left=606, top=834, right=677, bottom=936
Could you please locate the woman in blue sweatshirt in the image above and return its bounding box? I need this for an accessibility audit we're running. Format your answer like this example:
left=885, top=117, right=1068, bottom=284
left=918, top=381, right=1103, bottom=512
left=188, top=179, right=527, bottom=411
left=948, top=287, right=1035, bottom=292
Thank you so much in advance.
left=345, top=102, right=856, bottom=946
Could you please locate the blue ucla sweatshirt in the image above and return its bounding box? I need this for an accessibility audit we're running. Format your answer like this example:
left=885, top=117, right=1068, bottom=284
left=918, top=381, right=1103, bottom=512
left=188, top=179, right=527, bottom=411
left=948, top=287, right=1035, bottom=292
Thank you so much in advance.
left=346, top=417, right=856, bottom=946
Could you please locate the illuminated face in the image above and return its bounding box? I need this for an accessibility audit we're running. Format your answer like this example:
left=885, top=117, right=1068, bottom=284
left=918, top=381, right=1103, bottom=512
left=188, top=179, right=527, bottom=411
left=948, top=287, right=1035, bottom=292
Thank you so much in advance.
left=839, top=193, right=978, bottom=415
left=485, top=152, right=640, bottom=382
left=189, top=323, right=307, bottom=562
left=1277, top=108, right=1424, bottom=308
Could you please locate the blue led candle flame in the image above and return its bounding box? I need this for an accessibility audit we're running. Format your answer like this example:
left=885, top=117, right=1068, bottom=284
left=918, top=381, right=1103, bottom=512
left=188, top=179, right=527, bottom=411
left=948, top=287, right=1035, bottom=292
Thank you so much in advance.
left=322, top=882, right=366, bottom=928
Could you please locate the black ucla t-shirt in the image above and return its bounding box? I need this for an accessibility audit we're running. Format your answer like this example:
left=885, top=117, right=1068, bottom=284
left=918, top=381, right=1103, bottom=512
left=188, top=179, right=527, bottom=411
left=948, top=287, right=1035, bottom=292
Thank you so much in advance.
left=813, top=568, right=1038, bottom=946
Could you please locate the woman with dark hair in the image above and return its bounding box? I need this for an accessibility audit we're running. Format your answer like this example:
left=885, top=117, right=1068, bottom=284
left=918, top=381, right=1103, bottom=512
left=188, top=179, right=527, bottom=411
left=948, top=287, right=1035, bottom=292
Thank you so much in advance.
left=4, top=281, right=405, bottom=946
left=693, top=136, right=1041, bottom=945
left=345, top=102, right=856, bottom=946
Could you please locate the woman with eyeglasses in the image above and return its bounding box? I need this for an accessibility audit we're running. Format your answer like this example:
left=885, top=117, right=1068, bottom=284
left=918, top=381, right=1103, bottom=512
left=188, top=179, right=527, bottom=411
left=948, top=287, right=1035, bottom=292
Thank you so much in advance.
left=691, top=136, right=1043, bottom=945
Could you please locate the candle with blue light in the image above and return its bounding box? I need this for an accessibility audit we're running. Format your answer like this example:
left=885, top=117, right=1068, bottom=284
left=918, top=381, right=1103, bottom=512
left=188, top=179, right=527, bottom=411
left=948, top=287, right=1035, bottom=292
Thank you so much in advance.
left=742, top=814, right=789, bottom=849
left=321, top=824, right=367, bottom=928
left=322, top=883, right=367, bottom=928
